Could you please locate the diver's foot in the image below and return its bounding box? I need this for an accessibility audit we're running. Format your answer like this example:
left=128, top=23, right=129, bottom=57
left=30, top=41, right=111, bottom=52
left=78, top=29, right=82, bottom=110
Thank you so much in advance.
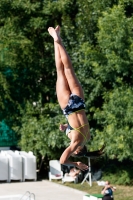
left=55, top=25, right=60, bottom=36
left=48, top=27, right=60, bottom=42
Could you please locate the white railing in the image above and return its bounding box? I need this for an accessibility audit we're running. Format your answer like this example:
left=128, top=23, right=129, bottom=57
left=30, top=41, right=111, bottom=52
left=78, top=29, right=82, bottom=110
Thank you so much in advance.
left=20, top=191, right=35, bottom=200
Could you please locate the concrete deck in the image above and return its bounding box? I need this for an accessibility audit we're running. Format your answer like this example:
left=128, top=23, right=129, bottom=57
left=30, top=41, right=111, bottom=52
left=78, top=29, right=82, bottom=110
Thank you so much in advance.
left=0, top=180, right=86, bottom=200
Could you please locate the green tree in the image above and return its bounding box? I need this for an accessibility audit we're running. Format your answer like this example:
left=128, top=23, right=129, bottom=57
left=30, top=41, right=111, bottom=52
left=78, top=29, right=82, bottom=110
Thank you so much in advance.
left=0, top=0, right=80, bottom=159
left=0, top=0, right=57, bottom=149
left=0, top=0, right=133, bottom=163
left=81, top=4, right=133, bottom=160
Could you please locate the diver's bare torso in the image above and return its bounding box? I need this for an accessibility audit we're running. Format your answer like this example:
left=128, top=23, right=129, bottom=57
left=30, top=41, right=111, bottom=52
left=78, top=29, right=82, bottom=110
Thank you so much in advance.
left=67, top=110, right=90, bottom=145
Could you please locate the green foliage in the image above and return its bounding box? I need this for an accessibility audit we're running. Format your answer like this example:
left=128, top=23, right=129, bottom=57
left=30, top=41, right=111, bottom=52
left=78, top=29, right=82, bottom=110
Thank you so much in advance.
left=0, top=0, right=133, bottom=166
left=90, top=4, right=133, bottom=160
left=18, top=99, right=69, bottom=159
left=93, top=86, right=133, bottom=161
left=102, top=160, right=133, bottom=185
left=97, top=5, right=133, bottom=85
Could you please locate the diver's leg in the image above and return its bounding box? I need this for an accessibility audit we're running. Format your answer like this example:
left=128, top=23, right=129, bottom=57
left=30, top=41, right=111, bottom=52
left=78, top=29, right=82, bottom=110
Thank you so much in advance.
left=53, top=37, right=70, bottom=109
left=48, top=26, right=84, bottom=100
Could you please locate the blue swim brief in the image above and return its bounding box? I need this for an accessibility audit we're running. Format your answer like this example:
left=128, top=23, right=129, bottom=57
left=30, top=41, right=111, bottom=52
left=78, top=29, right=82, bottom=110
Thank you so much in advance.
left=62, top=94, right=85, bottom=119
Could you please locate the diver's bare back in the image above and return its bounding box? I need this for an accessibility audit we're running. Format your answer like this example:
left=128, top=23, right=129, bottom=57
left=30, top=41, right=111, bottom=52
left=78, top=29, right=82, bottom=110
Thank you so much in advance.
left=68, top=110, right=90, bottom=142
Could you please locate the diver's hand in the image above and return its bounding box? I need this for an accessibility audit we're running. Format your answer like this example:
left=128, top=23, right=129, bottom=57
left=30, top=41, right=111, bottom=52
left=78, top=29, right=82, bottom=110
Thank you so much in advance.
left=59, top=124, right=68, bottom=132
left=76, top=162, right=89, bottom=171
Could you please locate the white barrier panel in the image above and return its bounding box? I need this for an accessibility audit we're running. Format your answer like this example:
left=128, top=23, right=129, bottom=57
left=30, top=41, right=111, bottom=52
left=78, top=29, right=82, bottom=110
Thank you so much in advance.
left=19, top=151, right=36, bottom=181
left=0, top=152, right=9, bottom=182
left=3, top=150, right=22, bottom=182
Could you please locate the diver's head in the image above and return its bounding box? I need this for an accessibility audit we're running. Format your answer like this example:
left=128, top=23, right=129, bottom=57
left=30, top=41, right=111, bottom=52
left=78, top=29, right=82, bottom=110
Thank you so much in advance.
left=71, top=145, right=87, bottom=157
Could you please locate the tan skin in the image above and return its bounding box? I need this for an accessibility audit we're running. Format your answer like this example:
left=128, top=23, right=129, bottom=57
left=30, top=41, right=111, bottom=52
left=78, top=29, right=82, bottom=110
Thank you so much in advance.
left=101, top=181, right=116, bottom=195
left=48, top=25, right=91, bottom=171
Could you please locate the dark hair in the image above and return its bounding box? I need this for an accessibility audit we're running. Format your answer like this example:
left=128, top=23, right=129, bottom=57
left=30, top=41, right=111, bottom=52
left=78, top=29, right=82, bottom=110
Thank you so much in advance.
left=71, top=146, right=87, bottom=157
